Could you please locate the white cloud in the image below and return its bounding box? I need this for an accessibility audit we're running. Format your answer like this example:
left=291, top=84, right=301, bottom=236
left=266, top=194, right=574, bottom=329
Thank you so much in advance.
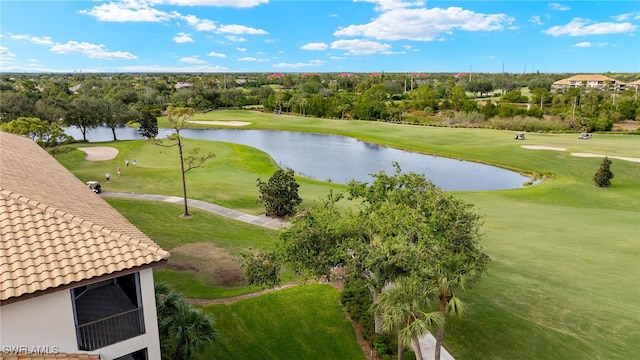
left=178, top=14, right=267, bottom=35
left=217, top=24, right=268, bottom=35
left=612, top=12, right=640, bottom=21
left=50, top=41, right=137, bottom=59
left=572, top=42, right=608, bottom=48
left=164, top=0, right=268, bottom=8
left=236, top=47, right=246, bottom=52
left=272, top=59, right=325, bottom=69
left=8, top=34, right=54, bottom=45
left=80, top=1, right=173, bottom=22
left=181, top=14, right=217, bottom=31
left=226, top=35, right=247, bottom=42
left=180, top=56, right=207, bottom=64
left=238, top=56, right=269, bottom=62
left=548, top=2, right=571, bottom=11
left=301, top=42, right=329, bottom=51
left=334, top=7, right=514, bottom=41
left=208, top=51, right=227, bottom=58
left=331, top=39, right=392, bottom=55
left=174, top=32, right=194, bottom=43
left=357, top=0, right=425, bottom=12
left=0, top=46, right=16, bottom=58
left=530, top=15, right=543, bottom=26
left=544, top=18, right=636, bottom=36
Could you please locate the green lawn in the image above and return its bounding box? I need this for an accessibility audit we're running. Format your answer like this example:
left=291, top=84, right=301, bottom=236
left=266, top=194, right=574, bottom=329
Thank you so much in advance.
left=59, top=109, right=640, bottom=359
left=200, top=284, right=365, bottom=360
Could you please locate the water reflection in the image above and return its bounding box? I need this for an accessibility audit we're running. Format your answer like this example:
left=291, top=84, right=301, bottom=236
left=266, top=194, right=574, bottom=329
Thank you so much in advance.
left=64, top=126, right=531, bottom=191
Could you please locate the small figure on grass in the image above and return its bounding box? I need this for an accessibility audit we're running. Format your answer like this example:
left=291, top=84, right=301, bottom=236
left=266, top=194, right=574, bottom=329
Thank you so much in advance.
left=593, top=157, right=614, bottom=187
left=117, top=166, right=121, bottom=176
left=105, top=172, right=111, bottom=183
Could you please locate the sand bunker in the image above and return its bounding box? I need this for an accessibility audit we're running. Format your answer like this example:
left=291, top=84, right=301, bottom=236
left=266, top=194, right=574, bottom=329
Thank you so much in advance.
left=78, top=147, right=118, bottom=161
left=520, top=145, right=639, bottom=163
left=570, top=153, right=640, bottom=163
left=188, top=120, right=250, bottom=126
left=521, top=145, right=567, bottom=151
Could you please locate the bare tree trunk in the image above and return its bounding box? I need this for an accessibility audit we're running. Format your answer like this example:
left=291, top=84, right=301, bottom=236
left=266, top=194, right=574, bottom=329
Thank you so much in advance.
left=411, top=335, right=423, bottom=360
left=177, top=132, right=190, bottom=217
left=365, top=282, right=383, bottom=334
left=80, top=127, right=87, bottom=142
left=397, top=333, right=404, bottom=360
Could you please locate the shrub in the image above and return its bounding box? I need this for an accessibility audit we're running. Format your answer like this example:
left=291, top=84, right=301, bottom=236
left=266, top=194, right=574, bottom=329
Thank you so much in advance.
left=238, top=250, right=281, bottom=288
left=593, top=157, right=614, bottom=187
left=257, top=168, right=302, bottom=217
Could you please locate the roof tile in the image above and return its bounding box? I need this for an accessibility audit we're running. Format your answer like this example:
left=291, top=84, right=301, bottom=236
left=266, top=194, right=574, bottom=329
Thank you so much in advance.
left=1, top=132, right=169, bottom=302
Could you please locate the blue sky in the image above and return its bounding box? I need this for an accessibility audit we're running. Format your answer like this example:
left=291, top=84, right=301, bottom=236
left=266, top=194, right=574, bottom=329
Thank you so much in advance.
left=1, top=0, right=638, bottom=73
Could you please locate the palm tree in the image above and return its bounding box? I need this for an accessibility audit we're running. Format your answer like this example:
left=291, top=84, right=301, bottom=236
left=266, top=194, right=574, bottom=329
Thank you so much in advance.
left=155, top=283, right=218, bottom=360
left=429, top=255, right=479, bottom=360
left=373, top=276, right=443, bottom=360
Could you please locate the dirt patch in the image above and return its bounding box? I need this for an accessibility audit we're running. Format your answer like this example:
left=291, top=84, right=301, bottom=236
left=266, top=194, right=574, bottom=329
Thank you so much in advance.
left=521, top=145, right=566, bottom=151
left=169, top=242, right=243, bottom=287
left=187, top=120, right=251, bottom=126
left=570, top=153, right=640, bottom=163
left=78, top=146, right=119, bottom=161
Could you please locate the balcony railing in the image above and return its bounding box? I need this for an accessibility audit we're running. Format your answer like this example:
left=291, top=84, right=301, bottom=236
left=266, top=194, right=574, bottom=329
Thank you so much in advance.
left=77, top=308, right=145, bottom=351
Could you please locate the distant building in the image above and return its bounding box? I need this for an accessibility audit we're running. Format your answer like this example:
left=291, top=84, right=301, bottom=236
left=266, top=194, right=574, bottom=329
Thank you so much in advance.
left=551, top=74, right=627, bottom=92
left=0, top=132, right=170, bottom=360
left=267, top=73, right=285, bottom=80
left=626, top=79, right=640, bottom=91
left=174, top=82, right=193, bottom=90
left=68, top=84, right=82, bottom=94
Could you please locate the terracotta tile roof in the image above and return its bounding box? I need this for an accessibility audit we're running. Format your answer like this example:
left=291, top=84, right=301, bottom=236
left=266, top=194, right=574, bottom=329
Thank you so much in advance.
left=553, top=74, right=624, bottom=84
left=2, top=353, right=100, bottom=360
left=0, top=132, right=169, bottom=303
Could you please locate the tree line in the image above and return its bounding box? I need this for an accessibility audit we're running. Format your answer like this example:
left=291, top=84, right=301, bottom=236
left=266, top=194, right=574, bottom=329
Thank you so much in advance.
left=1, top=72, right=637, bottom=141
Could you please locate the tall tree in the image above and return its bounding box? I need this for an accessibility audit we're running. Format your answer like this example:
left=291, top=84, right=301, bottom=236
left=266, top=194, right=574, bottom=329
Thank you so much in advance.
left=426, top=254, right=482, bottom=360
left=160, top=106, right=215, bottom=217
left=66, top=97, right=106, bottom=142
left=105, top=98, right=138, bottom=141
left=138, top=110, right=159, bottom=139
left=373, top=276, right=443, bottom=360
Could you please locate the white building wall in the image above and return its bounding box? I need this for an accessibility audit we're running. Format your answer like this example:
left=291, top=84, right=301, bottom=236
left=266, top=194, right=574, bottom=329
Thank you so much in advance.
left=0, top=289, right=79, bottom=354
left=0, top=268, right=162, bottom=360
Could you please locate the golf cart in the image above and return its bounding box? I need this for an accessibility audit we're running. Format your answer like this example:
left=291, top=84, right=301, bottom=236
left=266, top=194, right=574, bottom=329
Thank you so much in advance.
left=578, top=133, right=592, bottom=140
left=87, top=181, right=102, bottom=194
left=514, top=132, right=525, bottom=140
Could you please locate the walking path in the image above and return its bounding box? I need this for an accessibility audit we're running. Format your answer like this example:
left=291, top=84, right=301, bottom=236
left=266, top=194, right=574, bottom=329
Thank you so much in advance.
left=101, top=191, right=289, bottom=230
left=102, top=191, right=452, bottom=359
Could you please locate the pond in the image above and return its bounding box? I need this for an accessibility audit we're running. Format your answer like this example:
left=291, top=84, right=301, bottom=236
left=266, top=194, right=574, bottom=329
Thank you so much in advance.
left=64, top=126, right=533, bottom=191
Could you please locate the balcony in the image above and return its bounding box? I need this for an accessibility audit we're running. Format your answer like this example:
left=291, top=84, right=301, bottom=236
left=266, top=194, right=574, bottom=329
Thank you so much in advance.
left=73, top=273, right=145, bottom=351
left=77, top=308, right=145, bottom=351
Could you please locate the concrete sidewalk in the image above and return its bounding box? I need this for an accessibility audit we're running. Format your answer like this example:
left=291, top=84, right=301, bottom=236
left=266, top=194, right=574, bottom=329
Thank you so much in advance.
left=101, top=191, right=289, bottom=230
left=419, top=332, right=455, bottom=360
